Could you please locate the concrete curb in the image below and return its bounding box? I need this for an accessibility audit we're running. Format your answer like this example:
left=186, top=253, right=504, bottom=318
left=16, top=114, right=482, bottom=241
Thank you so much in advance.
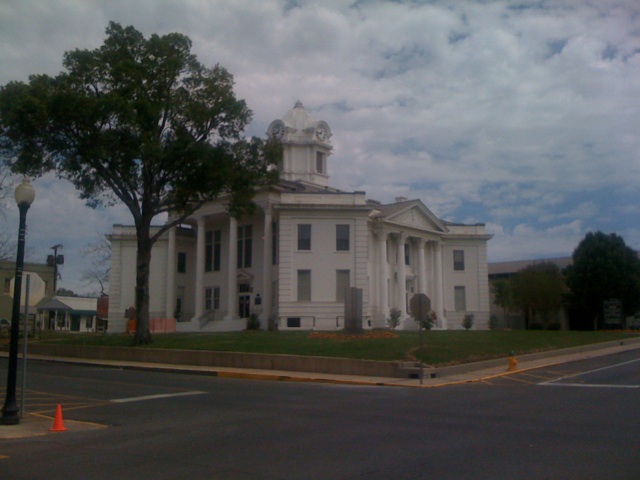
left=430, top=336, right=640, bottom=377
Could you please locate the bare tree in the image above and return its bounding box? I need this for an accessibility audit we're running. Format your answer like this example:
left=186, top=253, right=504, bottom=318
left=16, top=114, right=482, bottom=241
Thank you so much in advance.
left=0, top=159, right=12, bottom=210
left=0, top=157, right=16, bottom=259
left=80, top=233, right=111, bottom=296
left=0, top=231, right=14, bottom=260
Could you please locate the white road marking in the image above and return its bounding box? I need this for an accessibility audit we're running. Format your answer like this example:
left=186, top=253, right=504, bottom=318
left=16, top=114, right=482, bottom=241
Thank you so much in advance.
left=111, top=391, right=207, bottom=403
left=539, top=357, right=640, bottom=388
left=540, top=383, right=639, bottom=389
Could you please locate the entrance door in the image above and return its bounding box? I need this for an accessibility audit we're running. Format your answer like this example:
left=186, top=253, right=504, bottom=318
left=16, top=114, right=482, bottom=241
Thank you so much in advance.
left=70, top=314, right=81, bottom=331
left=238, top=284, right=251, bottom=318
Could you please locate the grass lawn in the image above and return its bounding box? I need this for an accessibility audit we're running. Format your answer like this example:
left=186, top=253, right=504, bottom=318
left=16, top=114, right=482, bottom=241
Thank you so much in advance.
left=33, top=330, right=638, bottom=366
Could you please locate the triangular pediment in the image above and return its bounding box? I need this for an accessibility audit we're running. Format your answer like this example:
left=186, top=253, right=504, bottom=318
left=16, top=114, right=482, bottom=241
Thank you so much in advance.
left=238, top=270, right=254, bottom=282
left=382, top=200, right=447, bottom=233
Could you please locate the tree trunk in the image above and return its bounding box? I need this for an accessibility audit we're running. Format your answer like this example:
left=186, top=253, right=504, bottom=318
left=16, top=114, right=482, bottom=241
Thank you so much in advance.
left=133, top=225, right=153, bottom=346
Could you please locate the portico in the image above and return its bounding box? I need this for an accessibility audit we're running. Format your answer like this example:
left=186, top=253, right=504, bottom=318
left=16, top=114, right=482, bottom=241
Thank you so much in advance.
left=372, top=227, right=446, bottom=330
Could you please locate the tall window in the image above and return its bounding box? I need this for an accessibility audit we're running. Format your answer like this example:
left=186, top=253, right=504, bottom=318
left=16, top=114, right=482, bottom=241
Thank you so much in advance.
left=272, top=221, right=278, bottom=265
left=404, top=243, right=410, bottom=265
left=297, top=270, right=311, bottom=301
left=3, top=278, right=10, bottom=294
left=204, top=287, right=221, bottom=311
left=336, top=224, right=350, bottom=251
left=205, top=287, right=212, bottom=311
left=298, top=224, right=311, bottom=250
left=454, top=286, right=466, bottom=311
left=336, top=270, right=350, bottom=302
left=316, top=152, right=325, bottom=173
left=177, top=252, right=187, bottom=273
left=453, top=250, right=465, bottom=271
left=213, top=287, right=220, bottom=310
left=237, top=225, right=252, bottom=268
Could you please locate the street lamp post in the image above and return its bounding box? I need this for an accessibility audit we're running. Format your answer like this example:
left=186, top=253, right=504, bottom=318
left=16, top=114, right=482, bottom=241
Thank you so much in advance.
left=1, top=178, right=35, bottom=426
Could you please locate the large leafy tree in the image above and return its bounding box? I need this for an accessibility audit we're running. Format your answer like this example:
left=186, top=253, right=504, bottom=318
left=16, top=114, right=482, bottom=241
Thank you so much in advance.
left=0, top=23, right=281, bottom=344
left=491, top=279, right=514, bottom=328
left=564, top=231, right=640, bottom=330
left=511, top=262, right=564, bottom=329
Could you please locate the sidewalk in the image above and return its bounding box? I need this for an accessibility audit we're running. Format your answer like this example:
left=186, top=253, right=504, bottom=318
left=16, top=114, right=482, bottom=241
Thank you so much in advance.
left=2, top=338, right=640, bottom=439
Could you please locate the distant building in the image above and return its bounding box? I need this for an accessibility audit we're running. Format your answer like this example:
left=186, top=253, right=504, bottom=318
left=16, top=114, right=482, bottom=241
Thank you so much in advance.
left=109, top=101, right=493, bottom=332
left=36, top=296, right=99, bottom=332
left=0, top=260, right=55, bottom=329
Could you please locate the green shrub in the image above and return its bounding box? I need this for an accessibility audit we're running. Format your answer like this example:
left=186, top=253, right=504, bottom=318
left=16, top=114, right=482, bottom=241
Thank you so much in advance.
left=387, top=308, right=402, bottom=330
left=246, top=314, right=261, bottom=330
left=416, top=310, right=437, bottom=330
left=462, top=313, right=474, bottom=330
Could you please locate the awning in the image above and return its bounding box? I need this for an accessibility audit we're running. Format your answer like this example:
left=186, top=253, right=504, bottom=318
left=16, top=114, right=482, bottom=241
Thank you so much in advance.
left=36, top=297, right=72, bottom=312
left=69, top=310, right=97, bottom=316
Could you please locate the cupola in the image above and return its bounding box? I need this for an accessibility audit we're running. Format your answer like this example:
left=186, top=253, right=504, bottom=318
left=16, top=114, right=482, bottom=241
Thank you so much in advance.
left=267, top=101, right=333, bottom=187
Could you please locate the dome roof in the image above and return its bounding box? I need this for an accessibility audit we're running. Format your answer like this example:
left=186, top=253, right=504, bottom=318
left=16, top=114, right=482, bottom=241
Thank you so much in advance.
left=281, top=100, right=318, bottom=131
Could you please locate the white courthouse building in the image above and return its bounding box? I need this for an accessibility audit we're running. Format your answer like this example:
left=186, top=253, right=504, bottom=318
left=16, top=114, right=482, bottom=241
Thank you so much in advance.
left=109, top=101, right=492, bottom=332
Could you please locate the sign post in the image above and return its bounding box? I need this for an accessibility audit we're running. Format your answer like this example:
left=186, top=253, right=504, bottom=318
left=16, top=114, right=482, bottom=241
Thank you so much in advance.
left=410, top=293, right=431, bottom=384
left=603, top=299, right=623, bottom=329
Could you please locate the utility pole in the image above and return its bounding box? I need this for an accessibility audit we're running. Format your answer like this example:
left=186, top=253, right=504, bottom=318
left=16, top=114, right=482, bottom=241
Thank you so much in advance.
left=48, top=244, right=63, bottom=295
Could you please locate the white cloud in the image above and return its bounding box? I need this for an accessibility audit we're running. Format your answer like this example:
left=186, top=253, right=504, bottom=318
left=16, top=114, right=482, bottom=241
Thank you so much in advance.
left=488, top=219, right=585, bottom=262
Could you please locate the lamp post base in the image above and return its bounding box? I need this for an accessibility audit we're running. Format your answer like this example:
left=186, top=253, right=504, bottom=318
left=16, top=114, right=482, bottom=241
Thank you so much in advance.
left=1, top=403, right=20, bottom=425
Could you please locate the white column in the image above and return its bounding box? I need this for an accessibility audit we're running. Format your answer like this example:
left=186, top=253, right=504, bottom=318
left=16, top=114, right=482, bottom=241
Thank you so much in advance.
left=396, top=232, right=407, bottom=319
left=226, top=217, right=238, bottom=320
left=262, top=208, right=273, bottom=321
left=424, top=241, right=431, bottom=300
left=417, top=238, right=426, bottom=295
left=380, top=232, right=389, bottom=321
left=194, top=217, right=205, bottom=319
left=165, top=226, right=176, bottom=318
left=429, top=241, right=436, bottom=304
left=435, top=241, right=446, bottom=329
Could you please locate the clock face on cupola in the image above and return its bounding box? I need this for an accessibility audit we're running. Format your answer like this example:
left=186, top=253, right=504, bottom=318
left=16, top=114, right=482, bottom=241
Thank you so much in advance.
left=315, top=122, right=330, bottom=142
left=267, top=101, right=333, bottom=188
left=269, top=120, right=285, bottom=140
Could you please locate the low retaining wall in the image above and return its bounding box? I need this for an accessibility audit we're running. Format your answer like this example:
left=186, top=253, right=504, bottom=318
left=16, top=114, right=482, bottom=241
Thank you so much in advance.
left=26, top=336, right=640, bottom=379
left=28, top=344, right=404, bottom=378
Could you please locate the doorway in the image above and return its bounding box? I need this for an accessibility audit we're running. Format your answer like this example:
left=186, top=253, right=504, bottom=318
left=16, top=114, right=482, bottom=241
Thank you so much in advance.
left=238, top=283, right=251, bottom=318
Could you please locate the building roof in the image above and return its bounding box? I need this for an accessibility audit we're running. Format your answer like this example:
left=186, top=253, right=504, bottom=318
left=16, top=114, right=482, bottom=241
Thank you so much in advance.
left=488, top=257, right=572, bottom=276
left=36, top=297, right=71, bottom=311
left=278, top=179, right=343, bottom=194
left=282, top=100, right=319, bottom=131
left=36, top=296, right=98, bottom=315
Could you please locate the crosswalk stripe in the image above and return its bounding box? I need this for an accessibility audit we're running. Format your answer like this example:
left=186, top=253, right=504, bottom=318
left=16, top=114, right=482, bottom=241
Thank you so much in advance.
left=111, top=391, right=207, bottom=403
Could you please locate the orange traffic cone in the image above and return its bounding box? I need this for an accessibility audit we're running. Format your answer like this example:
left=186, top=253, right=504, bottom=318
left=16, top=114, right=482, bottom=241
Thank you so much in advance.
left=50, top=404, right=67, bottom=432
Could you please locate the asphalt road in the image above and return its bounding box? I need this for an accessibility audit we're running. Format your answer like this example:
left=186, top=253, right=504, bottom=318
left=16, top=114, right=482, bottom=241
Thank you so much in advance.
left=1, top=349, right=639, bottom=480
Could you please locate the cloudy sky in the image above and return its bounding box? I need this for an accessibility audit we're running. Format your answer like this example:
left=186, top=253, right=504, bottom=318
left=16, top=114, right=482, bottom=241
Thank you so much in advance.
left=1, top=0, right=639, bottom=295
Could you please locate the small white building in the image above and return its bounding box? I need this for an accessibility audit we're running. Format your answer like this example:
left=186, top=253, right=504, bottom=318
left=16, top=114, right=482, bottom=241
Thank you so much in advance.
left=36, top=296, right=98, bottom=332
left=109, top=102, right=492, bottom=332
